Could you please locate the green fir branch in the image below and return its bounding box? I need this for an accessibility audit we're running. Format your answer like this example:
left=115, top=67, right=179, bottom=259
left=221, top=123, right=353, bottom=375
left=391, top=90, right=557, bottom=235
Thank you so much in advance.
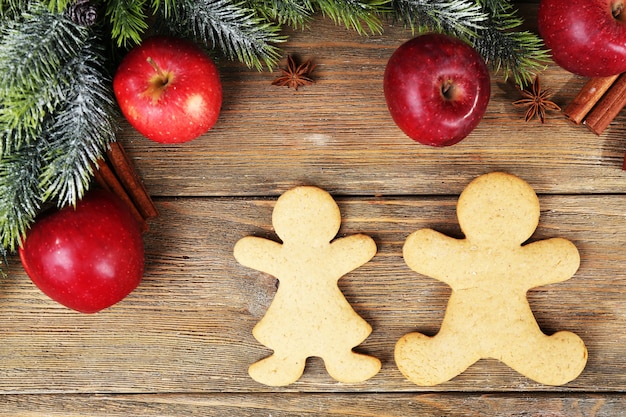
left=389, top=0, right=548, bottom=86
left=167, top=0, right=285, bottom=70
left=247, top=0, right=315, bottom=29
left=152, top=0, right=178, bottom=18
left=39, top=36, right=118, bottom=207
left=315, top=0, right=388, bottom=35
left=246, top=0, right=390, bottom=34
left=0, top=0, right=80, bottom=19
left=0, top=143, right=43, bottom=252
left=0, top=6, right=117, bottom=252
left=0, top=0, right=26, bottom=19
left=476, top=0, right=510, bottom=14
left=45, top=0, right=71, bottom=13
left=473, top=26, right=548, bottom=87
left=0, top=3, right=89, bottom=156
left=390, top=0, right=487, bottom=40
left=106, top=0, right=149, bottom=47
left=472, top=2, right=549, bottom=86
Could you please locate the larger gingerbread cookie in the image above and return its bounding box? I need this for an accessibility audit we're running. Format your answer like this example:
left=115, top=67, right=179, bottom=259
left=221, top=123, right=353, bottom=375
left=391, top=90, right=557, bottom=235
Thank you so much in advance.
left=396, top=172, right=587, bottom=386
left=234, top=186, right=381, bottom=386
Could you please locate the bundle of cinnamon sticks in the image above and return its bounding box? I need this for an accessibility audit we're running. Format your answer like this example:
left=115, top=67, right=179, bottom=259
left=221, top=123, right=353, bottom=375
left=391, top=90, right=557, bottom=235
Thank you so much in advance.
left=93, top=141, right=158, bottom=232
left=563, top=74, right=626, bottom=134
left=563, top=74, right=626, bottom=169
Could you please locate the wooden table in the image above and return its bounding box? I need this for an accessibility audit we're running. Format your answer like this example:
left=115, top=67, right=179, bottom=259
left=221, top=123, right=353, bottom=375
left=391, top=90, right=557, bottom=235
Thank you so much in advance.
left=2, top=3, right=626, bottom=415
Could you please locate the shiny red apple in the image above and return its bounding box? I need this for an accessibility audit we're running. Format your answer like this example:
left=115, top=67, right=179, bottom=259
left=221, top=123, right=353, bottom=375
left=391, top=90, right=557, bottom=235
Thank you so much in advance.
left=19, top=189, right=145, bottom=313
left=113, top=36, right=222, bottom=143
left=384, top=33, right=491, bottom=146
left=538, top=0, right=626, bottom=77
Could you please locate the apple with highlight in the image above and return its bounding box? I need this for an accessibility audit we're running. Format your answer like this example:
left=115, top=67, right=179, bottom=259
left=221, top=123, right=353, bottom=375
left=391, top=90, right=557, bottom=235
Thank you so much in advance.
left=384, top=33, right=491, bottom=147
left=114, top=36, right=222, bottom=143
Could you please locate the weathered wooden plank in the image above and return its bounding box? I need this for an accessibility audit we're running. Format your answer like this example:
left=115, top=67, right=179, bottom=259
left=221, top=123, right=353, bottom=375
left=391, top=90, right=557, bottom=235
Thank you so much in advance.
left=0, top=392, right=623, bottom=416
left=1, top=195, right=625, bottom=393
left=3, top=3, right=626, bottom=413
left=119, top=6, right=626, bottom=198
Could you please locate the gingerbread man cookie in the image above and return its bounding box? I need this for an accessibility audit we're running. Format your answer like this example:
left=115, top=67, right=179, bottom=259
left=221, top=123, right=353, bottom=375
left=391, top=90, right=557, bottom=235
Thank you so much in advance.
left=396, top=172, right=587, bottom=386
left=234, top=186, right=381, bottom=386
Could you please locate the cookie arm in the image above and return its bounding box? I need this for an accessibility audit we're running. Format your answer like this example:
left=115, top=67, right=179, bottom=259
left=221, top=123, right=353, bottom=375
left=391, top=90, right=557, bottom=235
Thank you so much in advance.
left=233, top=236, right=284, bottom=277
left=328, top=234, right=377, bottom=278
left=522, top=237, right=581, bottom=287
left=403, top=229, right=461, bottom=287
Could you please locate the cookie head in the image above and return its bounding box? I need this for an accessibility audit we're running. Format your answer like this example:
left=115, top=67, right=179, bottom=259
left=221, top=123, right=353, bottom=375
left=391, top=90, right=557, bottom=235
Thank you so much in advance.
left=272, top=186, right=341, bottom=245
left=457, top=172, right=540, bottom=245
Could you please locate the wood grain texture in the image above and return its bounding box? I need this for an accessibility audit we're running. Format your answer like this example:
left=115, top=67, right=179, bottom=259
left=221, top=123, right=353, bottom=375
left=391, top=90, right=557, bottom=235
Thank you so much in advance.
left=2, top=2, right=626, bottom=414
left=121, top=11, right=626, bottom=198
left=1, top=196, right=626, bottom=394
left=0, top=393, right=624, bottom=416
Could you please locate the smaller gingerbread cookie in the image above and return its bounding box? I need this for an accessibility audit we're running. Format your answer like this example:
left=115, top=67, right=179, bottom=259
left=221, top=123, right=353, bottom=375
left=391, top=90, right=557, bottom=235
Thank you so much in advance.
left=396, top=172, right=587, bottom=386
left=234, top=186, right=381, bottom=386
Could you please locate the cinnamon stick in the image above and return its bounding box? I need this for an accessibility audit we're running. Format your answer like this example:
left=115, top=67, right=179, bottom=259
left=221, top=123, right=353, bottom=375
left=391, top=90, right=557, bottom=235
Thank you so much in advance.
left=563, top=74, right=619, bottom=124
left=584, top=73, right=626, bottom=135
left=106, top=141, right=159, bottom=220
left=94, top=157, right=148, bottom=232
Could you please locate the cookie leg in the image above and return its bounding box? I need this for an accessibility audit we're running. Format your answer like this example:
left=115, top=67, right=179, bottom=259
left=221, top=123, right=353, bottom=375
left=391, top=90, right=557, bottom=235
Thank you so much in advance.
left=500, top=330, right=587, bottom=386
left=248, top=353, right=307, bottom=386
left=395, top=331, right=479, bottom=386
left=323, top=351, right=381, bottom=383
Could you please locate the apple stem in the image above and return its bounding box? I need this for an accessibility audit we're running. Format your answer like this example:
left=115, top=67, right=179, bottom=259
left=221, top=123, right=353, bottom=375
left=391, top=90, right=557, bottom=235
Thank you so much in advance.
left=146, top=57, right=169, bottom=86
left=441, top=80, right=455, bottom=100
left=613, top=1, right=624, bottom=19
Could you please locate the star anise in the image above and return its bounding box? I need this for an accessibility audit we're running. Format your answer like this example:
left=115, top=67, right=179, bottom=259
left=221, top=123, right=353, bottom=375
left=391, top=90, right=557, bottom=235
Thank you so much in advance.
left=512, top=76, right=561, bottom=123
left=272, top=55, right=316, bottom=90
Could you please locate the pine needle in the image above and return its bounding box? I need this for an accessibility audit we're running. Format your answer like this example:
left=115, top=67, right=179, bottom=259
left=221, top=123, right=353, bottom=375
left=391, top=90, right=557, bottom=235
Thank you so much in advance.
left=106, top=0, right=149, bottom=47
left=167, top=0, right=285, bottom=70
left=390, top=0, right=487, bottom=39
left=247, top=0, right=315, bottom=29
left=0, top=143, right=43, bottom=251
left=471, top=1, right=549, bottom=86
left=315, top=0, right=388, bottom=35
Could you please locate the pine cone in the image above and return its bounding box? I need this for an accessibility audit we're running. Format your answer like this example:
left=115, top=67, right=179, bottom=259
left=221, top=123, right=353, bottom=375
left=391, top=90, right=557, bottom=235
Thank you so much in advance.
left=66, top=0, right=98, bottom=27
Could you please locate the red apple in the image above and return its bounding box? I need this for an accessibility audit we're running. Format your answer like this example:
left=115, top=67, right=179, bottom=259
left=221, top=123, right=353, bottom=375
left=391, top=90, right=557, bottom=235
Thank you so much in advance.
left=538, top=0, right=626, bottom=77
left=19, top=189, right=145, bottom=313
left=113, top=36, right=222, bottom=143
left=384, top=33, right=491, bottom=146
